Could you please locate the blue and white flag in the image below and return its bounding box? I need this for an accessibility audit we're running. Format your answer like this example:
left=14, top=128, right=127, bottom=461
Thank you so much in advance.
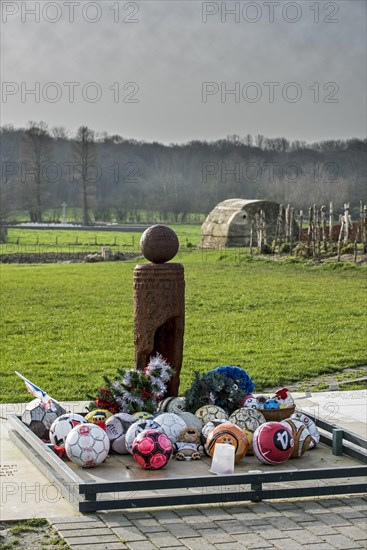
left=15, top=371, right=58, bottom=410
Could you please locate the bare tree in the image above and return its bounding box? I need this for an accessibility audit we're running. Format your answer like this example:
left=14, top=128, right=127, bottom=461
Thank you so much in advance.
left=18, top=121, right=51, bottom=222
left=73, top=126, right=96, bottom=225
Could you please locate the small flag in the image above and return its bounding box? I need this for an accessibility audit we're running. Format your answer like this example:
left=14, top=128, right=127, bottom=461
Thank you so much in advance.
left=15, top=371, right=58, bottom=411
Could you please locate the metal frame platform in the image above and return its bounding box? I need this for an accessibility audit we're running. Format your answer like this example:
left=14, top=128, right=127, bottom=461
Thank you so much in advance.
left=8, top=412, right=367, bottom=512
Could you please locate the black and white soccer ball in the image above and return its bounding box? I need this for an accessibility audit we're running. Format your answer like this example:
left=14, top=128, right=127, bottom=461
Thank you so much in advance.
left=65, top=423, right=110, bottom=468
left=22, top=398, right=66, bottom=439
left=154, top=413, right=187, bottom=443
left=105, top=413, right=137, bottom=454
left=158, top=397, right=186, bottom=415
left=201, top=419, right=232, bottom=442
left=49, top=413, right=87, bottom=448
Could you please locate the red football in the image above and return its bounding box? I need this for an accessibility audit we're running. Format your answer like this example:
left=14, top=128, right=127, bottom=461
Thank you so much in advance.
left=132, top=429, right=173, bottom=470
left=252, top=422, right=294, bottom=464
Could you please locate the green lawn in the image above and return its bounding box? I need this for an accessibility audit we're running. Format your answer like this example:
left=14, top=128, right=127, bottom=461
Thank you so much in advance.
left=0, top=251, right=366, bottom=403
left=1, top=225, right=202, bottom=254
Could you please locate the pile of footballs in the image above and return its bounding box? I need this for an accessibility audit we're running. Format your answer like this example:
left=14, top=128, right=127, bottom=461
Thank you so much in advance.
left=20, top=364, right=320, bottom=470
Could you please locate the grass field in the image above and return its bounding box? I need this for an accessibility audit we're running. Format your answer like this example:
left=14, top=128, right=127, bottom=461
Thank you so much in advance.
left=0, top=248, right=366, bottom=404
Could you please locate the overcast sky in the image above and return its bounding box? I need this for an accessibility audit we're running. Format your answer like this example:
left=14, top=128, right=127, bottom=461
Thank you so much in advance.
left=1, top=0, right=366, bottom=143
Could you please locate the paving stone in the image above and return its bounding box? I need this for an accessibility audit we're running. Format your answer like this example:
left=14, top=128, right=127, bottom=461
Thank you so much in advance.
left=125, top=541, right=158, bottom=550
left=166, top=523, right=200, bottom=538
left=63, top=535, right=122, bottom=546
left=51, top=521, right=104, bottom=530
left=233, top=533, right=275, bottom=548
left=336, top=525, right=367, bottom=541
left=150, top=510, right=184, bottom=524
left=49, top=515, right=99, bottom=524
left=319, top=513, right=353, bottom=527
left=98, top=512, right=134, bottom=528
left=257, top=526, right=290, bottom=540
left=215, top=519, right=252, bottom=534
left=215, top=543, right=255, bottom=550
left=298, top=522, right=338, bottom=536
left=58, top=527, right=113, bottom=537
left=351, top=518, right=367, bottom=529
left=112, top=526, right=148, bottom=542
left=185, top=520, right=218, bottom=529
left=181, top=537, right=215, bottom=549
left=296, top=501, right=332, bottom=513
left=340, top=498, right=367, bottom=511
left=286, top=528, right=322, bottom=544
left=321, top=534, right=364, bottom=549
left=268, top=516, right=302, bottom=530
left=301, top=545, right=335, bottom=550
left=201, top=507, right=233, bottom=520
left=133, top=517, right=165, bottom=534
left=251, top=502, right=278, bottom=515
left=197, top=528, right=237, bottom=544
left=182, top=514, right=216, bottom=526
left=123, top=511, right=151, bottom=520
left=338, top=510, right=367, bottom=519
left=269, top=501, right=296, bottom=511
left=280, top=510, right=315, bottom=522
left=148, top=532, right=187, bottom=547
left=176, top=508, right=207, bottom=518
left=271, top=537, right=304, bottom=550
left=69, top=544, right=127, bottom=550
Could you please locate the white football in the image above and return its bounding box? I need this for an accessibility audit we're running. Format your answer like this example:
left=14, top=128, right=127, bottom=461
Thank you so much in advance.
left=49, top=413, right=87, bottom=448
left=105, top=413, right=137, bottom=454
left=178, top=412, right=203, bottom=432
left=65, top=423, right=110, bottom=468
left=154, top=413, right=187, bottom=443
left=291, top=412, right=320, bottom=448
left=158, top=397, right=186, bottom=415
left=22, top=398, right=66, bottom=439
left=229, top=408, right=266, bottom=432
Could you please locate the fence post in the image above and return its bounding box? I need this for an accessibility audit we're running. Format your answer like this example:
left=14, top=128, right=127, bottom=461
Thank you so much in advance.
left=329, top=201, right=333, bottom=244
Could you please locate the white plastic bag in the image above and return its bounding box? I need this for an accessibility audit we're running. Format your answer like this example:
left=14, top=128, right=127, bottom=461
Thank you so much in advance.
left=209, top=443, right=235, bottom=475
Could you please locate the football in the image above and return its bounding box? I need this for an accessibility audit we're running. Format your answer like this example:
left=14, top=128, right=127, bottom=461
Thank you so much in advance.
left=49, top=413, right=87, bottom=448
left=158, top=397, right=186, bottom=415
left=22, top=398, right=66, bottom=439
left=229, top=408, right=266, bottom=432
left=132, top=429, right=173, bottom=469
left=154, top=413, right=187, bottom=443
left=205, top=422, right=248, bottom=463
left=178, top=412, right=203, bottom=432
left=252, top=422, right=294, bottom=464
left=133, top=411, right=153, bottom=421
left=65, top=423, right=110, bottom=468
left=242, top=396, right=260, bottom=410
left=105, top=413, right=137, bottom=454
left=281, top=419, right=312, bottom=457
left=201, top=419, right=232, bottom=442
left=195, top=405, right=228, bottom=424
left=291, top=413, right=320, bottom=448
left=85, top=409, right=112, bottom=424
left=125, top=419, right=163, bottom=454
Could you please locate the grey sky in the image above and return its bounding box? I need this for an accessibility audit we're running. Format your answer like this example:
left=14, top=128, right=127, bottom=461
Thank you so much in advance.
left=1, top=0, right=366, bottom=143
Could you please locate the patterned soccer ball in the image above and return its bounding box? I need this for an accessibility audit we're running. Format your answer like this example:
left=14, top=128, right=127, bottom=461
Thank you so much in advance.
left=85, top=409, right=112, bottom=424
left=291, top=413, right=320, bottom=448
left=242, top=396, right=260, bottom=410
left=49, top=413, right=87, bottom=448
left=281, top=419, right=312, bottom=457
left=106, top=413, right=137, bottom=454
left=252, top=422, right=294, bottom=464
left=158, top=397, right=186, bottom=415
left=195, top=405, right=228, bottom=424
left=133, top=411, right=153, bottom=421
left=22, top=398, right=66, bottom=439
left=229, top=408, right=266, bottom=432
left=205, top=422, right=248, bottom=463
left=65, top=423, right=110, bottom=468
left=125, top=419, right=163, bottom=454
left=256, top=395, right=271, bottom=409
left=154, top=413, right=187, bottom=443
left=132, top=429, right=173, bottom=469
left=201, top=419, right=232, bottom=442
left=178, top=412, right=203, bottom=432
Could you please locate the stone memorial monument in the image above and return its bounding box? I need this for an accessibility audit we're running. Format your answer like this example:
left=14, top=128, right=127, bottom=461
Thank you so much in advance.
left=134, top=225, right=185, bottom=396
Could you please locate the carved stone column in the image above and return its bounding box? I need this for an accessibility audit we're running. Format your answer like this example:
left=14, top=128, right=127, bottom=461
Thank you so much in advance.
left=134, top=226, right=185, bottom=396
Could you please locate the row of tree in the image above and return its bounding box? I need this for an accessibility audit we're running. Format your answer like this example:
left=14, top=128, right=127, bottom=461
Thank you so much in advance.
left=1, top=122, right=366, bottom=226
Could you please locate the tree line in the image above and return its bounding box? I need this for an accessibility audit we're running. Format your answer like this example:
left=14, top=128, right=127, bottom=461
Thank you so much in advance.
left=0, top=122, right=366, bottom=226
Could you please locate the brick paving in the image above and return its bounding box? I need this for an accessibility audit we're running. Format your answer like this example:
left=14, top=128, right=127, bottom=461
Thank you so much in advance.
left=50, top=495, right=367, bottom=549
